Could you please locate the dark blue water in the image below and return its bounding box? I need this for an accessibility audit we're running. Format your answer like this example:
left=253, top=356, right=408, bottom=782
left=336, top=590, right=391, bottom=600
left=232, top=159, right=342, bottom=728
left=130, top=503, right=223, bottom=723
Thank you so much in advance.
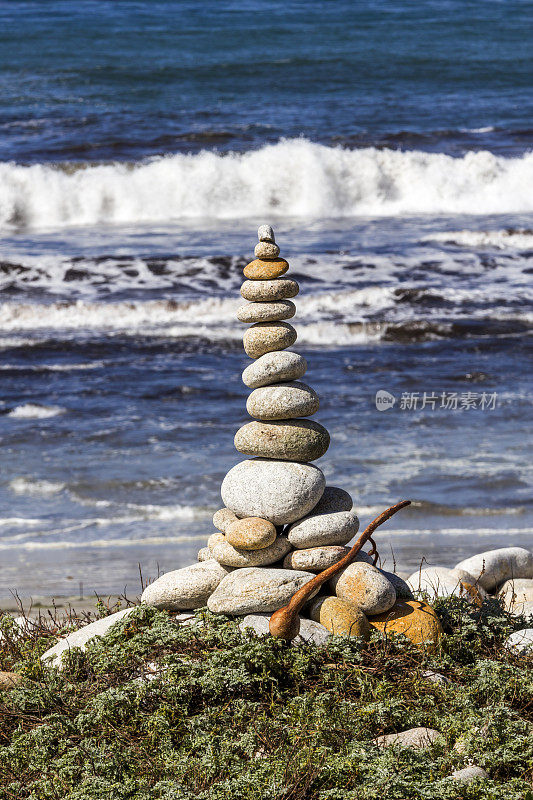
left=1, top=0, right=532, bottom=163
left=0, top=1, right=531, bottom=599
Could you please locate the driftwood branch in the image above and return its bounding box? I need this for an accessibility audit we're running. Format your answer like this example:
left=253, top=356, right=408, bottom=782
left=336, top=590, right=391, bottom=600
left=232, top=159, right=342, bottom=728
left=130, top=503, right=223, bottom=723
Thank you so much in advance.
left=269, top=500, right=411, bottom=640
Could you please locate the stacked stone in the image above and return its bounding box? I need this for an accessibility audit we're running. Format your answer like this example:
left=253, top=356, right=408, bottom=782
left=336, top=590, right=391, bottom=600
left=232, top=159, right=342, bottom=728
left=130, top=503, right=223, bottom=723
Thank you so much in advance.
left=205, top=227, right=361, bottom=575
left=139, top=227, right=443, bottom=648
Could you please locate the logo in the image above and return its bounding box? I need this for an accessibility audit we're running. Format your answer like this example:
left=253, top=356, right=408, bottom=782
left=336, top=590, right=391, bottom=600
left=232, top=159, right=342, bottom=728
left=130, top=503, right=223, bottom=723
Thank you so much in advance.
left=375, top=390, right=396, bottom=411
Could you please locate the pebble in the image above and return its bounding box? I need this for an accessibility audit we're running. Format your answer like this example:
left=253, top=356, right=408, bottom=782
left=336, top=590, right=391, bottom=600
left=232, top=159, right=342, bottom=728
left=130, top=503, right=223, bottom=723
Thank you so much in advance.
left=243, top=258, right=289, bottom=280
left=234, top=420, right=330, bottom=462
left=451, top=766, right=489, bottom=782
left=226, top=517, right=277, bottom=550
left=243, top=321, right=297, bottom=359
left=407, top=566, right=487, bottom=603
left=498, top=578, right=533, bottom=613
left=379, top=570, right=414, bottom=599
left=309, top=486, right=353, bottom=513
left=207, top=567, right=317, bottom=615
left=242, top=351, right=307, bottom=389
left=369, top=599, right=443, bottom=651
left=237, top=300, right=295, bottom=324
left=141, top=560, right=231, bottom=610
left=454, top=547, right=533, bottom=591
left=287, top=510, right=359, bottom=549
left=421, top=670, right=452, bottom=686
left=308, top=595, right=370, bottom=638
left=221, top=458, right=325, bottom=525
left=283, top=545, right=349, bottom=572
left=331, top=562, right=396, bottom=615
left=375, top=727, right=443, bottom=749
left=212, top=507, right=239, bottom=533
left=246, top=381, right=319, bottom=420
left=505, top=628, right=533, bottom=653
left=0, top=671, right=23, bottom=690
left=254, top=241, right=280, bottom=259
left=240, top=278, right=299, bottom=302
left=41, top=607, right=136, bottom=666
left=239, top=614, right=331, bottom=646
left=257, top=224, right=275, bottom=242
left=197, top=547, right=211, bottom=562
left=209, top=533, right=291, bottom=568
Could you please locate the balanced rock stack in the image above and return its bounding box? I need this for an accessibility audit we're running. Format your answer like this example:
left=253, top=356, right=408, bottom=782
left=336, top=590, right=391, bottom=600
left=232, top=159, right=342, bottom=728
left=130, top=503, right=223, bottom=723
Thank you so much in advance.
left=140, top=225, right=447, bottom=647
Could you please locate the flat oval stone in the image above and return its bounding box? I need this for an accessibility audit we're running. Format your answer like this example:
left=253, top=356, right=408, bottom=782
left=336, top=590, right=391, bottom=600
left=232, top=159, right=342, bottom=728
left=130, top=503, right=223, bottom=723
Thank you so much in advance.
left=41, top=607, right=137, bottom=667
left=308, top=595, right=370, bottom=638
left=197, top=547, right=211, bottom=562
left=505, top=628, right=533, bottom=653
left=310, top=486, right=353, bottom=514
left=241, top=278, right=299, bottom=302
left=240, top=614, right=331, bottom=646
left=498, top=578, right=533, bottom=613
left=254, top=241, right=280, bottom=259
left=242, top=351, right=307, bottom=389
left=226, top=517, right=277, bottom=550
left=283, top=545, right=349, bottom=572
left=380, top=570, right=414, bottom=600
left=221, top=458, right=325, bottom=525
left=331, top=562, right=396, bottom=615
left=247, top=381, right=319, bottom=420
left=234, top=419, right=330, bottom=462
left=244, top=258, right=289, bottom=280
left=141, top=560, right=231, bottom=611
left=243, top=322, right=297, bottom=359
left=407, top=566, right=487, bottom=603
left=257, top=224, right=275, bottom=242
left=369, top=599, right=443, bottom=651
left=212, top=507, right=239, bottom=533
left=288, top=509, right=359, bottom=549
left=455, top=547, right=533, bottom=591
left=209, top=534, right=291, bottom=568
left=375, top=727, right=443, bottom=749
left=237, top=300, right=296, bottom=324
left=207, top=567, right=317, bottom=615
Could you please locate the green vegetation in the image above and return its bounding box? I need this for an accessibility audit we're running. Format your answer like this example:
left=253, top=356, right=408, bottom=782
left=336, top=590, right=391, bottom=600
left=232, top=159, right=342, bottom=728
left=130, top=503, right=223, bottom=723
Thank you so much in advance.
left=0, top=598, right=531, bottom=799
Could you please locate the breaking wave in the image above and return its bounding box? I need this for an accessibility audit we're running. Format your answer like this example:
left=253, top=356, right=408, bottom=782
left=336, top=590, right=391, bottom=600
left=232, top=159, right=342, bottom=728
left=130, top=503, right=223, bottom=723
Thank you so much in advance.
left=2, top=140, right=533, bottom=229
left=425, top=228, right=533, bottom=250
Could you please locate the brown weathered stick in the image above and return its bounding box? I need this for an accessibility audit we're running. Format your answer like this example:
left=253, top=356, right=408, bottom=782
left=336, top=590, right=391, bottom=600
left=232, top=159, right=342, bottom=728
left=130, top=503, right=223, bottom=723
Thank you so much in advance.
left=269, top=500, right=411, bottom=640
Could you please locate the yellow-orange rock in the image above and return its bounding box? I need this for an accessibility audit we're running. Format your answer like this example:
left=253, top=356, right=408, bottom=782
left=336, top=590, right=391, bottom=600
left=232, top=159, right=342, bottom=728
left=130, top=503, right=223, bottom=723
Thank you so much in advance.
left=244, top=258, right=289, bottom=280
left=225, top=517, right=277, bottom=551
left=369, top=599, right=443, bottom=651
left=308, top=596, right=370, bottom=639
left=0, top=671, right=23, bottom=690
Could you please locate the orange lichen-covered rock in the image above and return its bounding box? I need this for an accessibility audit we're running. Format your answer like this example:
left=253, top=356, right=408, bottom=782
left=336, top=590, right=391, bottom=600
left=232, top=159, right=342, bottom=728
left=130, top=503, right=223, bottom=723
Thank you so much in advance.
left=243, top=258, right=289, bottom=280
left=369, top=599, right=443, bottom=651
left=308, top=595, right=370, bottom=639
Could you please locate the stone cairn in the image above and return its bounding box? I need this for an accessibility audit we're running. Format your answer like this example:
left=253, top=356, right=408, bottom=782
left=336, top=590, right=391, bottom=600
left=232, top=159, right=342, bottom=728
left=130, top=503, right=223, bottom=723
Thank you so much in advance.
left=139, top=225, right=439, bottom=645
left=137, top=226, right=531, bottom=648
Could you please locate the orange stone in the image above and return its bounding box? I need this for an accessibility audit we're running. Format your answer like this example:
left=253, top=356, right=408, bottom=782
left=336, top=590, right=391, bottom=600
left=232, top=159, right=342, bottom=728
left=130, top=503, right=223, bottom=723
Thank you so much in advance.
left=369, top=599, right=443, bottom=651
left=243, top=258, right=289, bottom=280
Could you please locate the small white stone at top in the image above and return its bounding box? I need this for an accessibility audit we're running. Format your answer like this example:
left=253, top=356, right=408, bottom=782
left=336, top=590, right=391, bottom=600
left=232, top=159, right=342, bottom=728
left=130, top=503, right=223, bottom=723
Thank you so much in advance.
left=258, top=224, right=275, bottom=243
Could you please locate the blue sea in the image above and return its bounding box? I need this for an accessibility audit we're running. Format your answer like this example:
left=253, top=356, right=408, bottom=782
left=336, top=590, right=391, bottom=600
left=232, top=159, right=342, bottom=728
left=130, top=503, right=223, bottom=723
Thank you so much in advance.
left=0, top=0, right=531, bottom=599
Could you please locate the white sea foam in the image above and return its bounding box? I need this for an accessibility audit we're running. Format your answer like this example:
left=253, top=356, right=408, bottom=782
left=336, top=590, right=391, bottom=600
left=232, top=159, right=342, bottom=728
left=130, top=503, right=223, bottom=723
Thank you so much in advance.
left=2, top=140, right=533, bottom=229
left=0, top=280, right=529, bottom=348
left=0, top=534, right=207, bottom=551
left=426, top=228, right=533, bottom=250
left=7, top=403, right=65, bottom=419
left=9, top=477, right=65, bottom=496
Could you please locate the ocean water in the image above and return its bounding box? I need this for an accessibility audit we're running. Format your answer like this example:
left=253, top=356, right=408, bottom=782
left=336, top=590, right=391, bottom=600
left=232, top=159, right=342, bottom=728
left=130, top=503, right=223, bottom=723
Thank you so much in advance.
left=0, top=0, right=531, bottom=599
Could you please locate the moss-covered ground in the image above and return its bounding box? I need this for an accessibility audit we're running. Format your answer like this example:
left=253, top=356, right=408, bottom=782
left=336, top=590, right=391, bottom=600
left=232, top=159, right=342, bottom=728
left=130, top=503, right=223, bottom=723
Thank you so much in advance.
left=0, top=597, right=531, bottom=800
